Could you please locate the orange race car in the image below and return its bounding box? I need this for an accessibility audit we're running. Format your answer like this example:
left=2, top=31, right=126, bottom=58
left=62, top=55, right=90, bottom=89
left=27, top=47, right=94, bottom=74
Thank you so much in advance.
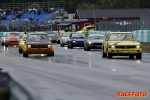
left=4, top=32, right=20, bottom=47
left=19, top=32, right=54, bottom=57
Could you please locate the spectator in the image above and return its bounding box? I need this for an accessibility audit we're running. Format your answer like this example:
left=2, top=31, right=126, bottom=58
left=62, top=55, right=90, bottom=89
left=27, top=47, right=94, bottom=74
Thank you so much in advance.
left=29, top=16, right=34, bottom=24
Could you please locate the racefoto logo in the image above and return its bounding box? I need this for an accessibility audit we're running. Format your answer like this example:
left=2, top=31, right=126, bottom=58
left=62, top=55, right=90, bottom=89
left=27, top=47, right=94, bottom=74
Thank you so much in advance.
left=117, top=92, right=148, bottom=98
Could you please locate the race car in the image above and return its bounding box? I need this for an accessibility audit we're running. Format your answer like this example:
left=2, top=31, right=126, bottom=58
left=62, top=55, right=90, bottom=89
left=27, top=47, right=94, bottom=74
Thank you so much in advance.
left=84, top=34, right=104, bottom=51
left=67, top=33, right=85, bottom=49
left=1, top=32, right=7, bottom=46
left=3, top=32, right=20, bottom=47
left=19, top=32, right=54, bottom=57
left=102, top=32, right=142, bottom=59
left=60, top=32, right=71, bottom=47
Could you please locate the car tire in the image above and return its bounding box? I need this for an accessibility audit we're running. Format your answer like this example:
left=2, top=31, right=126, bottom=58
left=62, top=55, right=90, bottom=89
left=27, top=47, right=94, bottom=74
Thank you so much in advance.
left=86, top=46, right=90, bottom=51
left=129, top=55, right=134, bottom=59
left=84, top=45, right=86, bottom=51
left=70, top=44, right=73, bottom=49
left=19, top=48, right=22, bottom=53
left=61, top=43, right=64, bottom=47
left=102, top=47, right=107, bottom=58
left=23, top=52, right=28, bottom=57
left=136, top=53, right=142, bottom=59
left=47, top=52, right=54, bottom=56
left=5, top=44, right=8, bottom=47
left=107, top=49, right=112, bottom=59
left=1, top=42, right=4, bottom=46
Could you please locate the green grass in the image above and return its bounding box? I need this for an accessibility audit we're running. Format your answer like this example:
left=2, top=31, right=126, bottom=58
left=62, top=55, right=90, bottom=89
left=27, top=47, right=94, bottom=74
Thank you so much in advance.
left=141, top=42, right=150, bottom=53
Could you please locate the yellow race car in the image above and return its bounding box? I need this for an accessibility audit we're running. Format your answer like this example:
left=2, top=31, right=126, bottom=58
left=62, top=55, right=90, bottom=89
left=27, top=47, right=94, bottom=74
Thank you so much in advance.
left=18, top=33, right=54, bottom=57
left=102, top=32, right=142, bottom=59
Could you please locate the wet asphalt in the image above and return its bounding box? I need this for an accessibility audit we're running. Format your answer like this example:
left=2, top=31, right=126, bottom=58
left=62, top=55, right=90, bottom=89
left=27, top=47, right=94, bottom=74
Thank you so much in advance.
left=0, top=43, right=150, bottom=100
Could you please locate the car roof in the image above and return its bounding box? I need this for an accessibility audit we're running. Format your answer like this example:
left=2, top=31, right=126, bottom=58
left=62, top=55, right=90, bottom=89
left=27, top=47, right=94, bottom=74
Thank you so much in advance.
left=28, top=33, right=47, bottom=35
left=88, top=34, right=104, bottom=36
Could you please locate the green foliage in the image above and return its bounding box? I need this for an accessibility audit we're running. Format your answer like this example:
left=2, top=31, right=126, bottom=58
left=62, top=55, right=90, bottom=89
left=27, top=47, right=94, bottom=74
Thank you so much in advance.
left=28, top=2, right=40, bottom=9
left=0, top=0, right=150, bottom=12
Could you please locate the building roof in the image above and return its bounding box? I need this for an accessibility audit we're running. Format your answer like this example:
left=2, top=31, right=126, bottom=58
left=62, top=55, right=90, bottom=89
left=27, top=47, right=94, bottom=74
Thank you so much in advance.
left=76, top=8, right=150, bottom=18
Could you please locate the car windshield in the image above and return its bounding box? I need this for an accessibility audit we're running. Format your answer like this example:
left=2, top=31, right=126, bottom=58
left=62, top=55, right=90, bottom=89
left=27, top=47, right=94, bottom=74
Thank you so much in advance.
left=62, top=33, right=70, bottom=37
left=28, top=34, right=49, bottom=42
left=72, top=34, right=85, bottom=39
left=7, top=33, right=19, bottom=36
left=109, top=33, right=135, bottom=41
left=88, top=36, right=104, bottom=40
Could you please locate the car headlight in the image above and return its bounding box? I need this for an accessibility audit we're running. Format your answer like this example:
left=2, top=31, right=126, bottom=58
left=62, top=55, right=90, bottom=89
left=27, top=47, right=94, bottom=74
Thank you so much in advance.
left=136, top=45, right=140, bottom=48
left=88, top=42, right=91, bottom=44
left=73, top=40, right=76, bottom=43
left=4, top=39, right=5, bottom=41
left=58, top=38, right=60, bottom=40
left=64, top=39, right=67, bottom=41
left=48, top=45, right=51, bottom=48
left=28, top=45, right=31, bottom=48
left=111, top=45, right=115, bottom=48
left=49, top=38, right=52, bottom=40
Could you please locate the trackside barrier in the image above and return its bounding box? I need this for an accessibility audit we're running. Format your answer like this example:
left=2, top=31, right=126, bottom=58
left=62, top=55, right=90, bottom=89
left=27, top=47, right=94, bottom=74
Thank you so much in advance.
left=132, top=30, right=150, bottom=42
left=0, top=31, right=53, bottom=37
left=0, top=72, right=41, bottom=100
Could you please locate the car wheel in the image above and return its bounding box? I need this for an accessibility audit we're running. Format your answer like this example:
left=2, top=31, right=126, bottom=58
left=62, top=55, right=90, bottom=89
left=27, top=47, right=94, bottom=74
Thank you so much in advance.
left=47, top=52, right=54, bottom=56
left=19, top=48, right=23, bottom=54
left=86, top=46, right=90, bottom=51
left=22, top=52, right=28, bottom=57
left=102, top=47, right=107, bottom=58
left=61, top=43, right=64, bottom=47
left=136, top=53, right=142, bottom=59
left=70, top=44, right=73, bottom=49
left=57, top=40, right=60, bottom=44
left=129, top=55, right=134, bottom=59
left=67, top=42, right=70, bottom=48
left=5, top=44, right=8, bottom=47
left=84, top=45, right=86, bottom=51
left=1, top=42, right=4, bottom=46
left=107, top=49, right=112, bottom=59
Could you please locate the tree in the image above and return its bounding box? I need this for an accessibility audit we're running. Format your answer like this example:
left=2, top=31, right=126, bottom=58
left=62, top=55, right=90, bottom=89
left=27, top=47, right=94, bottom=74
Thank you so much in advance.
left=100, top=0, right=113, bottom=9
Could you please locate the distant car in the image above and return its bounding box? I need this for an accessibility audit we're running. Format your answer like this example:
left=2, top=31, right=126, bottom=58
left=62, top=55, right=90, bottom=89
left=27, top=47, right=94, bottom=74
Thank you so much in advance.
left=84, top=34, right=104, bottom=51
left=60, top=32, right=71, bottom=47
left=102, top=32, right=142, bottom=59
left=67, top=33, right=85, bottom=49
left=48, top=31, right=59, bottom=43
left=3, top=32, right=20, bottom=47
left=19, top=33, right=54, bottom=57
left=1, top=32, right=7, bottom=46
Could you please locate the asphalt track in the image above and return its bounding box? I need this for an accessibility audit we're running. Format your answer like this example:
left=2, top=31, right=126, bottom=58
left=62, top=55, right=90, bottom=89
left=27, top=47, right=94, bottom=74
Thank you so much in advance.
left=0, top=44, right=150, bottom=100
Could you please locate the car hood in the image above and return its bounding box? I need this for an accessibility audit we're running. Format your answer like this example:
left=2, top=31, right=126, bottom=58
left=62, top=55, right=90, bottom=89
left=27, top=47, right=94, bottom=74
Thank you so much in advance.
left=107, top=41, right=141, bottom=46
left=61, top=37, right=69, bottom=39
left=72, top=39, right=85, bottom=41
left=6, top=36, right=20, bottom=40
left=88, top=40, right=103, bottom=43
left=26, top=41, right=52, bottom=45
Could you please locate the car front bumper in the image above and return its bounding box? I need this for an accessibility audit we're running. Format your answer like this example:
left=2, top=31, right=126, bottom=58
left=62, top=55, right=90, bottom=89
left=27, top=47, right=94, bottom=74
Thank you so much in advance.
left=108, top=48, right=142, bottom=54
left=6, top=41, right=19, bottom=45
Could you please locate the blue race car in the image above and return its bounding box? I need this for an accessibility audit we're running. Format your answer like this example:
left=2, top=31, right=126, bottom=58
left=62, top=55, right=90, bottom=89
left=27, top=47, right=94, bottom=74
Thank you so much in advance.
left=67, top=33, right=85, bottom=49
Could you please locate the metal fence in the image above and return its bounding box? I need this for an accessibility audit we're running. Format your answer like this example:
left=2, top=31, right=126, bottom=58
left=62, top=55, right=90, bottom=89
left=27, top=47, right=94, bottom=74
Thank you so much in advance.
left=97, top=14, right=150, bottom=32
left=0, top=1, right=65, bottom=11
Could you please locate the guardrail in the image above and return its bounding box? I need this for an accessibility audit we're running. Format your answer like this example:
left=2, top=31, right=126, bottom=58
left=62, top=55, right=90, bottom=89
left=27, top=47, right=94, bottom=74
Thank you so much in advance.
left=0, top=72, right=41, bottom=100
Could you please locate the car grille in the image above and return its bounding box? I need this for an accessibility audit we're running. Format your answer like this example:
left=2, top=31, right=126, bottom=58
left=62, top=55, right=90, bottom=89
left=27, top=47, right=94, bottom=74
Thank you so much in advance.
left=9, top=41, right=18, bottom=42
left=31, top=45, right=48, bottom=48
left=115, top=46, right=136, bottom=49
left=93, top=43, right=102, bottom=45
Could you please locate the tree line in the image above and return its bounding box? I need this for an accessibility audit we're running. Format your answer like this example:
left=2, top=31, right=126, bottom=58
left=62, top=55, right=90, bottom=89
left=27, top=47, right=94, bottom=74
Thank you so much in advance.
left=0, top=0, right=150, bottom=13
